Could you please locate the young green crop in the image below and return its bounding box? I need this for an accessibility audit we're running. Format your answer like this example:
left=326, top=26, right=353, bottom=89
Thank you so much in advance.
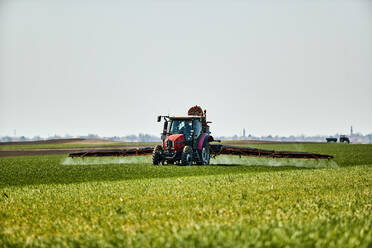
left=0, top=144, right=371, bottom=247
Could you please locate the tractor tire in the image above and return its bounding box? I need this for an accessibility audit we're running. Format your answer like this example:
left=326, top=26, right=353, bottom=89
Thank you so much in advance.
left=152, top=145, right=162, bottom=165
left=181, top=146, right=193, bottom=166
left=198, top=140, right=210, bottom=165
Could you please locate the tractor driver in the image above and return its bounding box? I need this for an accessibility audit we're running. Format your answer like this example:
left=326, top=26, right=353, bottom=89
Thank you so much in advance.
left=180, top=121, right=192, bottom=138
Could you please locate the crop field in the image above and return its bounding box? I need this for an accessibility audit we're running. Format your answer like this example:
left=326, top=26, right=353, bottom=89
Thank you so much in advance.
left=0, top=143, right=371, bottom=247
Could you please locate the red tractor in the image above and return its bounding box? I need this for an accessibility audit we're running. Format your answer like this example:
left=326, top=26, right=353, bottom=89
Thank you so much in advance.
left=153, top=106, right=214, bottom=165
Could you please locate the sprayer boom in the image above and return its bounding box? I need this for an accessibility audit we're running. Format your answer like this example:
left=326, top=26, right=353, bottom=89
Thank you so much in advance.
left=69, top=147, right=153, bottom=158
left=68, top=144, right=333, bottom=160
left=209, top=144, right=333, bottom=159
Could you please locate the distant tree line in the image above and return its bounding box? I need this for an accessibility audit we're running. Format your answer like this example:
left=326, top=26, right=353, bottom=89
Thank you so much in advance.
left=0, top=133, right=161, bottom=143
left=216, top=133, right=372, bottom=144
left=1, top=133, right=371, bottom=144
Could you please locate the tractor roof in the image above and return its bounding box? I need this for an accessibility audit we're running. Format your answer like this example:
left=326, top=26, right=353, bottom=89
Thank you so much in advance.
left=169, top=116, right=203, bottom=120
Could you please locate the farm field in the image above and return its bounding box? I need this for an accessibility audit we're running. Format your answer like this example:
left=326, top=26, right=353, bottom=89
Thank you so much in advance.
left=0, top=139, right=158, bottom=157
left=0, top=139, right=155, bottom=151
left=0, top=142, right=371, bottom=247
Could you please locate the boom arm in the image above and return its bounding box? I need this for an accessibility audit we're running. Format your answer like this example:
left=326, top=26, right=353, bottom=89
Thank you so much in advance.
left=209, top=144, right=333, bottom=159
left=69, top=145, right=333, bottom=160
left=69, top=147, right=154, bottom=158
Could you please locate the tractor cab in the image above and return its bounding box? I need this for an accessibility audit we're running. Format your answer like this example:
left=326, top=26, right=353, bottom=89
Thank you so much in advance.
left=168, top=117, right=202, bottom=141
left=159, top=116, right=204, bottom=152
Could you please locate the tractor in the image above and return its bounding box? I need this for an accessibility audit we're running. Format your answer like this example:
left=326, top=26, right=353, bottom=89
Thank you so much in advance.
left=153, top=106, right=213, bottom=165
left=339, top=135, right=350, bottom=143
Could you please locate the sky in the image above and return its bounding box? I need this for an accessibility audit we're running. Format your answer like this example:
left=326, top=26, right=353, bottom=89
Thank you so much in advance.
left=0, top=0, right=371, bottom=138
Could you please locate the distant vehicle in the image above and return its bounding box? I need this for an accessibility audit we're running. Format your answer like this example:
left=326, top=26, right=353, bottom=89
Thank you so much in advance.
left=326, top=135, right=350, bottom=143
left=326, top=137, right=337, bottom=143
left=339, top=135, right=350, bottom=143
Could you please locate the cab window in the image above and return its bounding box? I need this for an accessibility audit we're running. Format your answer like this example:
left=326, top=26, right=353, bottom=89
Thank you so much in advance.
left=170, top=120, right=192, bottom=135
left=193, top=119, right=202, bottom=137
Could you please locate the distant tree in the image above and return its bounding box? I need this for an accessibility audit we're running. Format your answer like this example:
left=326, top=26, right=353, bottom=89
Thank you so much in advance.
left=1, top=136, right=12, bottom=142
left=87, top=134, right=99, bottom=139
left=50, top=134, right=62, bottom=139
left=125, top=135, right=137, bottom=142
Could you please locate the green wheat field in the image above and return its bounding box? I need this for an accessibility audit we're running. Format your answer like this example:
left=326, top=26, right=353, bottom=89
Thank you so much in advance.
left=0, top=143, right=371, bottom=247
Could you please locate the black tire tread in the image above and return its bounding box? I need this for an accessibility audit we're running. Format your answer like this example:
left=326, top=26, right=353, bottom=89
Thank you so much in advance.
left=181, top=146, right=193, bottom=166
left=152, top=145, right=162, bottom=165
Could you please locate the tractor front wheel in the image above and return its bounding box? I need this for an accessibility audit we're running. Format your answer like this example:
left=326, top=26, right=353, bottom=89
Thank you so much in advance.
left=181, top=146, right=193, bottom=166
left=152, top=145, right=162, bottom=165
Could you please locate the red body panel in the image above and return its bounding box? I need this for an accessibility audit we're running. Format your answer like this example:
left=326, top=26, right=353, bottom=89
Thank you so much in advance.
left=164, top=134, right=185, bottom=152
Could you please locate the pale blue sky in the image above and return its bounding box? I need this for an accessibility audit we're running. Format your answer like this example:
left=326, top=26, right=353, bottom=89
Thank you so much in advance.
left=0, top=0, right=371, bottom=137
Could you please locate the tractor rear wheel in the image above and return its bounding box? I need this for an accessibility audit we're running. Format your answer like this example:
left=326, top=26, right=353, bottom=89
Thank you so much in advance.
left=152, top=145, right=162, bottom=165
left=198, top=141, right=210, bottom=165
left=181, top=146, right=193, bottom=166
